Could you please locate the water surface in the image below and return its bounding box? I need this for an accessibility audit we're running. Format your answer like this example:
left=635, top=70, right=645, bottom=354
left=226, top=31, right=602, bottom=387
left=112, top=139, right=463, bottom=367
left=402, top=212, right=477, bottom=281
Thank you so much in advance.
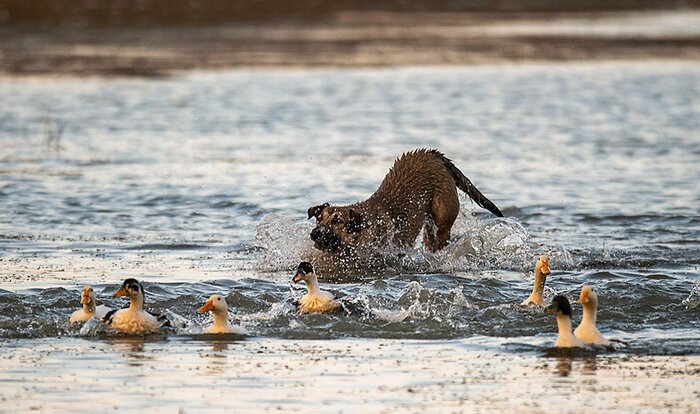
left=1, top=62, right=699, bottom=412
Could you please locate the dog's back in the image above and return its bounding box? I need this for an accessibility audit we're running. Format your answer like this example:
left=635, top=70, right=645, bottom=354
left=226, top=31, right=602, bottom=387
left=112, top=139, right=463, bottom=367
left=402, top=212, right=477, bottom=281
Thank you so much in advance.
left=308, top=148, right=502, bottom=255
left=368, top=149, right=502, bottom=217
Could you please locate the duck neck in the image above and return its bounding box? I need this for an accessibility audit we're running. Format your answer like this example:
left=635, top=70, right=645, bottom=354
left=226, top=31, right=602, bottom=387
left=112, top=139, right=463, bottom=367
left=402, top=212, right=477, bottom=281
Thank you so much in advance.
left=531, top=269, right=547, bottom=299
left=129, top=294, right=144, bottom=311
left=83, top=301, right=96, bottom=314
left=212, top=309, right=230, bottom=328
left=305, top=276, right=321, bottom=296
left=556, top=314, right=574, bottom=337
left=580, top=301, right=597, bottom=326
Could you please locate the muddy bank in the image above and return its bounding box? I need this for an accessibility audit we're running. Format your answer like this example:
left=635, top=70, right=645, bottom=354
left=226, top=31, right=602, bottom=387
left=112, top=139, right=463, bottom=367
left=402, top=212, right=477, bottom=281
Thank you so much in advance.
left=2, top=11, right=700, bottom=77
left=2, top=1, right=699, bottom=28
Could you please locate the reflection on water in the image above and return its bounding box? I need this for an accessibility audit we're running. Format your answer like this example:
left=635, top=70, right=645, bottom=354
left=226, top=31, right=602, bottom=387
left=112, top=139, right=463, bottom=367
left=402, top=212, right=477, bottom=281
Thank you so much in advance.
left=556, top=356, right=573, bottom=377
left=551, top=355, right=598, bottom=378
left=581, top=356, right=598, bottom=375
left=199, top=342, right=229, bottom=375
left=109, top=338, right=154, bottom=367
left=208, top=340, right=229, bottom=352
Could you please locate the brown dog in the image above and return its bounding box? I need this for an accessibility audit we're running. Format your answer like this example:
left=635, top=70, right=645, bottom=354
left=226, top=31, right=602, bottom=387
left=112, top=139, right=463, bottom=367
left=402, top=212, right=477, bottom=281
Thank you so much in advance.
left=308, top=149, right=503, bottom=254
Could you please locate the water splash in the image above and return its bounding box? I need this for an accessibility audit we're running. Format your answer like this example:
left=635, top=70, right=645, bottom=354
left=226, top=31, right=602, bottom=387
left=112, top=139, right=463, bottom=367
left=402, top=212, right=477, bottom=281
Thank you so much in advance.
left=253, top=208, right=574, bottom=277
left=681, top=282, right=700, bottom=309
left=253, top=213, right=315, bottom=272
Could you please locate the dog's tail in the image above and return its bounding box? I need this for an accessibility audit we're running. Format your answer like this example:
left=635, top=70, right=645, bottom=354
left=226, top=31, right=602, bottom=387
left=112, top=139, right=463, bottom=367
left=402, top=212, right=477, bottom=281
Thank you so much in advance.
left=436, top=151, right=504, bottom=217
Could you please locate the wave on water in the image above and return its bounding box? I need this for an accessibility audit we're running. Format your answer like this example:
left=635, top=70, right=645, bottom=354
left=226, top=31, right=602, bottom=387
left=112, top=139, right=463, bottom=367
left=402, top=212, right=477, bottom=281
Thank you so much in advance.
left=1, top=270, right=698, bottom=355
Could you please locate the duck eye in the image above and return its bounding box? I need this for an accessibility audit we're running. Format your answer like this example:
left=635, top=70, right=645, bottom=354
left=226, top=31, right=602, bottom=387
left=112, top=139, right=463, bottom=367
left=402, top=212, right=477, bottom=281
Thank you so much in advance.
left=217, top=298, right=221, bottom=301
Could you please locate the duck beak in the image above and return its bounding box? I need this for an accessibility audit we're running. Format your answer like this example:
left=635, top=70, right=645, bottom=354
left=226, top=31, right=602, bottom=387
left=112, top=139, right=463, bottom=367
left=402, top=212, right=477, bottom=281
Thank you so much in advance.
left=80, top=293, right=90, bottom=304
left=578, top=292, right=588, bottom=304
left=544, top=303, right=557, bottom=314
left=198, top=300, right=214, bottom=312
left=113, top=286, right=128, bottom=298
left=541, top=262, right=550, bottom=275
left=292, top=273, right=303, bottom=284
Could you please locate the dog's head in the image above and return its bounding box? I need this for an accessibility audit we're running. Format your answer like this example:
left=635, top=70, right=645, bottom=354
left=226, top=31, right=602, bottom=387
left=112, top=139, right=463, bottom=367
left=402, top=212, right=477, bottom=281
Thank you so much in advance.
left=307, top=203, right=365, bottom=252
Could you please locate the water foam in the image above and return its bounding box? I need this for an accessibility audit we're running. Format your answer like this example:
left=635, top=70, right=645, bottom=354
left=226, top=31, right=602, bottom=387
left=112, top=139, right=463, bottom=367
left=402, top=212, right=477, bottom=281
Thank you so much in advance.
left=252, top=208, right=575, bottom=277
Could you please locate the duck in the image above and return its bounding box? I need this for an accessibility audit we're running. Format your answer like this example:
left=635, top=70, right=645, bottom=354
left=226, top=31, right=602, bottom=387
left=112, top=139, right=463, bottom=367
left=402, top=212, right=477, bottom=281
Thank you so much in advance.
left=69, top=286, right=111, bottom=323
left=545, top=295, right=587, bottom=348
left=292, top=262, right=341, bottom=313
left=198, top=294, right=247, bottom=335
left=521, top=255, right=551, bottom=307
left=103, top=278, right=169, bottom=334
left=574, top=285, right=611, bottom=346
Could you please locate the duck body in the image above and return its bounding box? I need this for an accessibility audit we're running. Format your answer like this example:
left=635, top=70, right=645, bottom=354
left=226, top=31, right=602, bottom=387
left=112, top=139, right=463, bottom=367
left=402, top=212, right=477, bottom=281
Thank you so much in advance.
left=298, top=290, right=340, bottom=314
left=198, top=294, right=247, bottom=335
left=203, top=323, right=246, bottom=335
left=574, top=285, right=611, bottom=346
left=521, top=255, right=551, bottom=307
left=70, top=308, right=94, bottom=324
left=546, top=295, right=587, bottom=348
left=292, top=262, right=341, bottom=314
left=70, top=286, right=111, bottom=324
left=553, top=314, right=587, bottom=348
left=104, top=279, right=167, bottom=334
left=106, top=307, right=162, bottom=334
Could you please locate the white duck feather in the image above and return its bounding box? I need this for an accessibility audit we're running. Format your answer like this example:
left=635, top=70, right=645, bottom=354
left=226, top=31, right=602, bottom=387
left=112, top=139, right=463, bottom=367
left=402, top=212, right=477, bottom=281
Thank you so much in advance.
left=198, top=294, right=247, bottom=334
left=292, top=262, right=341, bottom=314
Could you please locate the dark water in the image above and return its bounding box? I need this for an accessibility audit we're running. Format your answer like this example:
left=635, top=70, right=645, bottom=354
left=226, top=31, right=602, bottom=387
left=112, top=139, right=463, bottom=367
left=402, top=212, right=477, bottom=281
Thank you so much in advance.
left=1, top=63, right=699, bottom=354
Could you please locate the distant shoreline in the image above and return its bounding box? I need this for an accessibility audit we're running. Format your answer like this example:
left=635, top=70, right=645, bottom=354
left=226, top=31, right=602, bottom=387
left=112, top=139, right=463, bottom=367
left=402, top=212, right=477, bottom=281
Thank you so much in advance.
left=3, top=0, right=700, bottom=28
left=2, top=10, right=700, bottom=77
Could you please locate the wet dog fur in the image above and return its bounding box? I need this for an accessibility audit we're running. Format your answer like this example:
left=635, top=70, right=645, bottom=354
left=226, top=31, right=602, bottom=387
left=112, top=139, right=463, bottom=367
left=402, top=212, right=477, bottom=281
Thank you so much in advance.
left=308, top=149, right=503, bottom=255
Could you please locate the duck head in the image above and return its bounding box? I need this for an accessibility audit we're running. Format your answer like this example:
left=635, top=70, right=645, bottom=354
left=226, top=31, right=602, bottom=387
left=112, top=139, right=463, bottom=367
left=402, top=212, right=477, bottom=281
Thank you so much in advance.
left=578, top=285, right=598, bottom=306
left=80, top=286, right=95, bottom=306
left=545, top=295, right=573, bottom=317
left=536, top=255, right=551, bottom=277
left=198, top=294, right=228, bottom=314
left=114, top=278, right=145, bottom=303
left=292, top=262, right=315, bottom=285
left=80, top=286, right=97, bottom=313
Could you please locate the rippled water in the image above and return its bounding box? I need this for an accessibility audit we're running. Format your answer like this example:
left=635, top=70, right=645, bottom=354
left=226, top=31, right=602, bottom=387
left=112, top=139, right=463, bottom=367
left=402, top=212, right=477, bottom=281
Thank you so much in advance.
left=1, top=62, right=699, bottom=412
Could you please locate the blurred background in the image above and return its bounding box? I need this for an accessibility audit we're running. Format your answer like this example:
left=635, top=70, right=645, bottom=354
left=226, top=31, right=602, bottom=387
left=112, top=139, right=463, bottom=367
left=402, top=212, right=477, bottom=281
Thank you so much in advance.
left=1, top=0, right=699, bottom=76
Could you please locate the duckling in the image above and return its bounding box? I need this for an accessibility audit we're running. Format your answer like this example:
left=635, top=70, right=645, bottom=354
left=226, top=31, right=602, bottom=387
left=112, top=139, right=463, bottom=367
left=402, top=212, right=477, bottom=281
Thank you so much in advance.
left=198, top=294, right=247, bottom=335
left=521, top=255, right=551, bottom=307
left=574, top=285, right=611, bottom=346
left=292, top=262, right=341, bottom=313
left=545, top=295, right=586, bottom=348
left=69, top=286, right=111, bottom=324
left=103, top=278, right=169, bottom=334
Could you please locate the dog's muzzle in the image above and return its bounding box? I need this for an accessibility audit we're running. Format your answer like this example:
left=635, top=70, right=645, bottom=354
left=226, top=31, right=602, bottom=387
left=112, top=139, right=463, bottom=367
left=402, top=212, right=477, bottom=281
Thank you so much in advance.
left=310, top=226, right=342, bottom=252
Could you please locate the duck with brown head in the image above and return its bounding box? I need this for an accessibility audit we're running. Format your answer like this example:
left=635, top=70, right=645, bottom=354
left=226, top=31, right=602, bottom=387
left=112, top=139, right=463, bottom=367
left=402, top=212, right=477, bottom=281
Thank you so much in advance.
left=521, top=255, right=551, bottom=307
left=69, top=286, right=111, bottom=324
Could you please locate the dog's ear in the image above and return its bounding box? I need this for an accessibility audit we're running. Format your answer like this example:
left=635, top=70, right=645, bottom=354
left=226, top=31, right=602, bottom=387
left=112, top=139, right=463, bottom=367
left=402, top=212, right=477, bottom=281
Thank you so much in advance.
left=346, top=209, right=364, bottom=234
left=307, top=203, right=330, bottom=220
